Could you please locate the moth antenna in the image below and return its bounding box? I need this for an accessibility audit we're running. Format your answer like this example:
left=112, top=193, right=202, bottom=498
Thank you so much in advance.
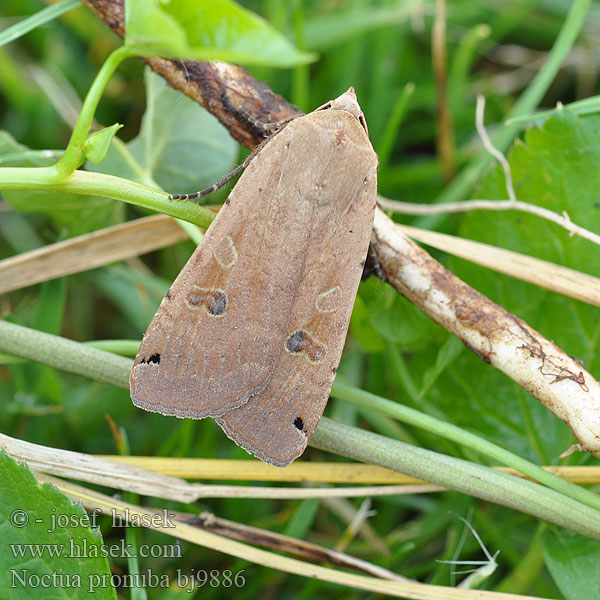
left=170, top=118, right=296, bottom=201
left=170, top=160, right=249, bottom=201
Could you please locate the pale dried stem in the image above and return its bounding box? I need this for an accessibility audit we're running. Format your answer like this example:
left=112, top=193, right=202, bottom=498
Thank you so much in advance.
left=37, top=473, right=541, bottom=599
left=0, top=433, right=442, bottom=501
left=192, top=510, right=410, bottom=582
left=0, top=214, right=190, bottom=295
left=325, top=496, right=389, bottom=556
left=377, top=196, right=600, bottom=247
left=372, top=210, right=600, bottom=458
left=2, top=213, right=598, bottom=307
left=475, top=95, right=517, bottom=201
left=100, top=456, right=600, bottom=484
left=334, top=498, right=377, bottom=553
left=395, top=224, right=600, bottom=307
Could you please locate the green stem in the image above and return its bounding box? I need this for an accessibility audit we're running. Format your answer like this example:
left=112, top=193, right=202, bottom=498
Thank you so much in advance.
left=311, top=418, right=600, bottom=540
left=331, top=380, right=600, bottom=512
left=507, top=94, right=600, bottom=127
left=0, top=168, right=215, bottom=229
left=2, top=320, right=600, bottom=540
left=176, top=220, right=205, bottom=245
left=50, top=46, right=132, bottom=179
left=418, top=0, right=591, bottom=228
left=0, top=320, right=131, bottom=388
left=448, top=24, right=490, bottom=108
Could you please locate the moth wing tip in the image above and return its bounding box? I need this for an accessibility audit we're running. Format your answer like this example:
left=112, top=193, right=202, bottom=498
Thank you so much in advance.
left=215, top=415, right=306, bottom=468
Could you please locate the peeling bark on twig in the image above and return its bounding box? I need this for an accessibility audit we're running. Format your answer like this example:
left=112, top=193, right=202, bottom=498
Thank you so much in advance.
left=372, top=211, right=600, bottom=458
left=81, top=0, right=302, bottom=148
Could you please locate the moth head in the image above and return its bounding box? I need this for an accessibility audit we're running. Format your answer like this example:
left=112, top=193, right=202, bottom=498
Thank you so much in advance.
left=319, top=87, right=369, bottom=135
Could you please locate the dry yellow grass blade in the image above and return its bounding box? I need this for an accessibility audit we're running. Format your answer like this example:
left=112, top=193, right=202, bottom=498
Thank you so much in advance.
left=3, top=213, right=596, bottom=311
left=39, top=472, right=548, bottom=600
left=2, top=431, right=439, bottom=501
left=398, top=224, right=600, bottom=307
left=0, top=214, right=189, bottom=294
left=99, top=456, right=600, bottom=485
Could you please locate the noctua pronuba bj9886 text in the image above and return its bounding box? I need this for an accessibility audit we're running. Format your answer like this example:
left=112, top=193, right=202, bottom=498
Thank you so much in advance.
left=130, top=88, right=378, bottom=467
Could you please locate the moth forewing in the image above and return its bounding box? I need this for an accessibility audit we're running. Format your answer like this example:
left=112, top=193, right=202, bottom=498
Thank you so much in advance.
left=217, top=166, right=377, bottom=467
left=130, top=88, right=378, bottom=466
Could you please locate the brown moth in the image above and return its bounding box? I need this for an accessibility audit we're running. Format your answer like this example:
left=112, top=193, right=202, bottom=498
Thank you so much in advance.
left=130, top=88, right=378, bottom=467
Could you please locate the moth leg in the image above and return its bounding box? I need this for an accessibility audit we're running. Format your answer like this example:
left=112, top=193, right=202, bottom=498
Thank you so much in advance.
left=260, top=115, right=298, bottom=135
left=361, top=242, right=386, bottom=282
left=238, top=105, right=300, bottom=136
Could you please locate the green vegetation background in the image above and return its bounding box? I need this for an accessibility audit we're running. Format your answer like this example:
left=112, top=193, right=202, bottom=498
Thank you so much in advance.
left=1, top=0, right=599, bottom=598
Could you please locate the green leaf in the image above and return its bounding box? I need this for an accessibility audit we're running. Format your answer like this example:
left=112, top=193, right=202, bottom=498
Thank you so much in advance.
left=83, top=124, right=123, bottom=164
left=354, top=277, right=445, bottom=352
left=458, top=110, right=600, bottom=362
left=125, top=0, right=188, bottom=57
left=284, top=499, right=320, bottom=539
left=0, top=451, right=117, bottom=599
left=0, top=132, right=123, bottom=236
left=0, top=132, right=61, bottom=168
left=31, top=277, right=67, bottom=335
left=350, top=289, right=385, bottom=353
left=88, top=265, right=167, bottom=335
left=124, top=0, right=315, bottom=67
left=91, top=69, right=238, bottom=195
left=542, top=527, right=600, bottom=600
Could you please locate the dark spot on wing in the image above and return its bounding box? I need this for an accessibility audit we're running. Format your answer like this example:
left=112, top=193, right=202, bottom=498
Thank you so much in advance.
left=141, top=353, right=161, bottom=365
left=186, top=288, right=227, bottom=317
left=285, top=330, right=306, bottom=353
left=209, top=293, right=227, bottom=316
left=285, top=330, right=326, bottom=364
left=293, top=417, right=304, bottom=431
